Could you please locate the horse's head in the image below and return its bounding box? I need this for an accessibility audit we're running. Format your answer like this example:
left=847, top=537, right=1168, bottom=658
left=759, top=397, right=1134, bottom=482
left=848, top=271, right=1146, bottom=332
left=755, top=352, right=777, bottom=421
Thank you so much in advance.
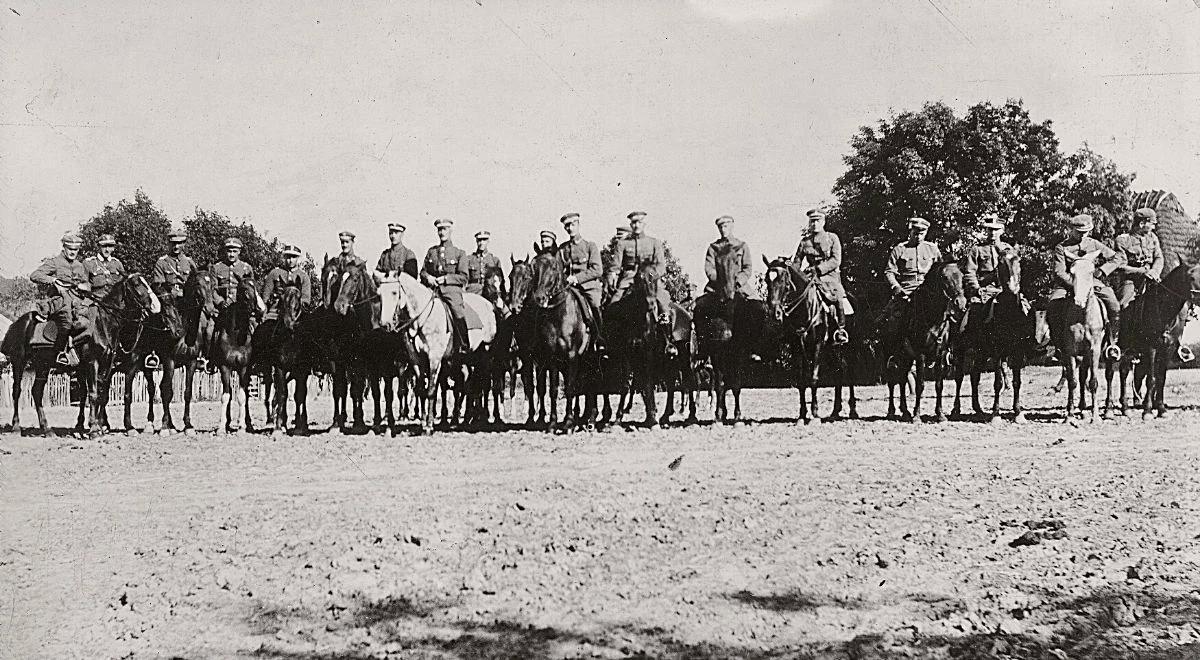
left=1066, top=250, right=1100, bottom=308
left=1185, top=257, right=1200, bottom=306
left=184, top=268, right=215, bottom=317
left=508, top=256, right=533, bottom=315
left=762, top=256, right=794, bottom=322
left=119, top=273, right=161, bottom=317
left=531, top=248, right=566, bottom=309
left=321, top=258, right=341, bottom=309
left=277, top=285, right=303, bottom=330
left=332, top=264, right=374, bottom=317
left=933, top=261, right=968, bottom=316
left=998, top=248, right=1022, bottom=296
left=238, top=277, right=266, bottom=316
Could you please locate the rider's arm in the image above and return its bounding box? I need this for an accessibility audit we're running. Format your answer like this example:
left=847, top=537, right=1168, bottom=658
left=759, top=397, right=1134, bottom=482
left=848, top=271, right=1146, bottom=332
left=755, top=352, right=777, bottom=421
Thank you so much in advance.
left=576, top=242, right=602, bottom=284
left=1148, top=237, right=1164, bottom=279
left=815, top=234, right=841, bottom=276
left=883, top=246, right=902, bottom=292
left=402, top=251, right=419, bottom=279
left=736, top=243, right=753, bottom=289
left=704, top=244, right=718, bottom=283
left=961, top=247, right=980, bottom=294
left=29, top=258, right=61, bottom=287
left=443, top=252, right=469, bottom=287
left=1052, top=245, right=1073, bottom=287
left=1097, top=240, right=1124, bottom=277
left=300, top=272, right=313, bottom=306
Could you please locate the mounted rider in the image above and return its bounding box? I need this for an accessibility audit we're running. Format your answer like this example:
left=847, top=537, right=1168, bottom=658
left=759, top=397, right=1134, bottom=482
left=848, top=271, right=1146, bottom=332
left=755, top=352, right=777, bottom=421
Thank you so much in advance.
left=374, top=222, right=419, bottom=281
left=211, top=237, right=255, bottom=311
left=961, top=215, right=1018, bottom=328
left=30, top=232, right=90, bottom=366
left=83, top=234, right=126, bottom=301
left=464, top=230, right=502, bottom=297
left=792, top=209, right=850, bottom=346
left=876, top=217, right=942, bottom=339
left=262, top=244, right=312, bottom=319
left=1047, top=213, right=1124, bottom=360
left=421, top=218, right=471, bottom=355
left=151, top=230, right=197, bottom=304
left=605, top=211, right=675, bottom=353
left=1113, top=207, right=1164, bottom=308
left=556, top=212, right=605, bottom=351
left=693, top=215, right=754, bottom=342
left=538, top=229, right=557, bottom=251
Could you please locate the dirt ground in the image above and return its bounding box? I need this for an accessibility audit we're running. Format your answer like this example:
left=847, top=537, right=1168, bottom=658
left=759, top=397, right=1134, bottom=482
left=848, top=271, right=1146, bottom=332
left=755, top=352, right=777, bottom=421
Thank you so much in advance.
left=2, top=366, right=1200, bottom=659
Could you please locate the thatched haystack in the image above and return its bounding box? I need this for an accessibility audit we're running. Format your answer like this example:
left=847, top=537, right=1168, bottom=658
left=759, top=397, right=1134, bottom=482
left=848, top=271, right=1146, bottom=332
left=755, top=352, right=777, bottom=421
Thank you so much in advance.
left=1130, top=190, right=1199, bottom=270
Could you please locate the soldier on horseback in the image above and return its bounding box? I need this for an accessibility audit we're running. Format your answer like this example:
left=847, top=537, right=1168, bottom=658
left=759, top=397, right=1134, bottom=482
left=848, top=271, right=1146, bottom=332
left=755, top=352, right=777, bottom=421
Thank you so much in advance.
left=693, top=215, right=754, bottom=343
left=538, top=229, right=557, bottom=251
left=464, top=230, right=502, bottom=295
left=1113, top=207, right=1163, bottom=308
left=83, top=234, right=126, bottom=301
left=556, top=212, right=605, bottom=352
left=605, top=211, right=675, bottom=354
left=792, top=209, right=849, bottom=346
left=875, top=217, right=941, bottom=340
left=1047, top=213, right=1125, bottom=360
left=212, top=237, right=255, bottom=310
left=421, top=218, right=471, bottom=355
left=30, top=232, right=90, bottom=366
left=262, top=244, right=311, bottom=319
left=374, top=222, right=419, bottom=281
left=962, top=215, right=1017, bottom=321
left=151, top=230, right=197, bottom=306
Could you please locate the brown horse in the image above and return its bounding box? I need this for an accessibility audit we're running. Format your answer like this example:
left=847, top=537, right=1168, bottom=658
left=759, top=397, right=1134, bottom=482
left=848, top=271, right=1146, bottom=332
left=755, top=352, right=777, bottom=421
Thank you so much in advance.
left=211, top=277, right=265, bottom=433
left=507, top=256, right=558, bottom=427
left=694, top=252, right=767, bottom=424
left=1104, top=258, right=1200, bottom=418
left=526, top=245, right=597, bottom=431
left=1, top=274, right=160, bottom=436
left=764, top=256, right=835, bottom=424
left=884, top=262, right=968, bottom=423
left=250, top=284, right=312, bottom=436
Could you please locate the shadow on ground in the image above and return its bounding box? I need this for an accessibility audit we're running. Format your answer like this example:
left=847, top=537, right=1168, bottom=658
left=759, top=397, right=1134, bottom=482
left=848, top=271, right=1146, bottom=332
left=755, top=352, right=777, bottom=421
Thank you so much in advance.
left=245, top=583, right=1200, bottom=659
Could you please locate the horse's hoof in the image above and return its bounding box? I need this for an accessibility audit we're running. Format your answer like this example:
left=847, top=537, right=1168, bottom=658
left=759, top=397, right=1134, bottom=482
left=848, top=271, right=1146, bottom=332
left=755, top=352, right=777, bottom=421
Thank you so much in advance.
left=126, top=429, right=139, bottom=437
left=935, top=414, right=948, bottom=423
left=271, top=430, right=285, bottom=440
left=732, top=420, right=745, bottom=428
left=685, top=415, right=699, bottom=426
left=988, top=415, right=1003, bottom=426
left=1013, top=412, right=1026, bottom=424
left=848, top=410, right=860, bottom=420
left=158, top=428, right=171, bottom=436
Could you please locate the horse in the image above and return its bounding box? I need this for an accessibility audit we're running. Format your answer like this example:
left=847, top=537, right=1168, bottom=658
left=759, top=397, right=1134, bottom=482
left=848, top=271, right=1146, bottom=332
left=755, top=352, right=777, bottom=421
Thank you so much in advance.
left=764, top=256, right=837, bottom=424
left=884, top=262, right=967, bottom=423
left=1, top=274, right=161, bottom=436
left=1050, top=251, right=1106, bottom=423
left=507, top=256, right=558, bottom=427
left=320, top=258, right=373, bottom=432
left=524, top=245, right=598, bottom=431
left=250, top=285, right=312, bottom=436
left=694, top=255, right=767, bottom=425
left=389, top=272, right=497, bottom=434
left=603, top=262, right=682, bottom=428
left=120, top=268, right=215, bottom=434
left=1104, top=258, right=1200, bottom=418
left=210, top=277, right=265, bottom=433
left=952, top=250, right=1047, bottom=423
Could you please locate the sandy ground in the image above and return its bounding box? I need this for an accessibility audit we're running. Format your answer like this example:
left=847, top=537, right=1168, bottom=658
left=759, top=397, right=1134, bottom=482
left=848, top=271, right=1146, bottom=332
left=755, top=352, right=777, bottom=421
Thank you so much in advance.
left=2, top=366, right=1200, bottom=659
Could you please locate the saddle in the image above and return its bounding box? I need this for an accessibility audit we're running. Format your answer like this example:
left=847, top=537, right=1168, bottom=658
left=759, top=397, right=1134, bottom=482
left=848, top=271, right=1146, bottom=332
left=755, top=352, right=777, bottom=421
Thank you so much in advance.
left=568, top=288, right=600, bottom=327
left=27, top=309, right=93, bottom=347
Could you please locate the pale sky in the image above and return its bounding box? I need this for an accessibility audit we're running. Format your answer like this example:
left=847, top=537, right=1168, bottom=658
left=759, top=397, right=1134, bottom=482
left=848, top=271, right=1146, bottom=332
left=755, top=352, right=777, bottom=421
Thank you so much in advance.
left=2, top=0, right=1198, bottom=282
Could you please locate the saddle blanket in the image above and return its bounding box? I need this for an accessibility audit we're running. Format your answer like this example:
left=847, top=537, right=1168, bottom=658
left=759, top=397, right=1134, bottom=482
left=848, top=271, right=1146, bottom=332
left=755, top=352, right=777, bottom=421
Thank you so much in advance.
left=27, top=315, right=91, bottom=347
left=377, top=281, right=486, bottom=331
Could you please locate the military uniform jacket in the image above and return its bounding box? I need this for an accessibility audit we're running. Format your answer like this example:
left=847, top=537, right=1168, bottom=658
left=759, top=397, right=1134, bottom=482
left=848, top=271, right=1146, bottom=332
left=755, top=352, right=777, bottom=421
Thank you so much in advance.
left=1052, top=236, right=1123, bottom=289
left=262, top=265, right=312, bottom=307
left=464, top=250, right=502, bottom=293
left=30, top=254, right=88, bottom=312
left=333, top=253, right=367, bottom=274
left=606, top=234, right=666, bottom=291
left=792, top=231, right=845, bottom=299
left=559, top=238, right=602, bottom=293
left=962, top=240, right=1013, bottom=294
left=1114, top=232, right=1163, bottom=280
left=83, top=255, right=126, bottom=298
left=152, top=253, right=197, bottom=298
left=884, top=240, right=942, bottom=294
left=421, top=242, right=469, bottom=291
left=212, top=260, right=255, bottom=303
left=376, top=245, right=418, bottom=279
left=702, top=237, right=754, bottom=298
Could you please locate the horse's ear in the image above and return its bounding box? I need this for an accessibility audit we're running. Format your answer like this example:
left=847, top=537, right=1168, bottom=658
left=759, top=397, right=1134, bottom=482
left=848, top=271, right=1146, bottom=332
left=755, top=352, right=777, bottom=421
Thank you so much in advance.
left=762, top=255, right=771, bottom=268
left=1083, top=249, right=1102, bottom=262
left=510, top=253, right=516, bottom=267
left=532, top=241, right=540, bottom=255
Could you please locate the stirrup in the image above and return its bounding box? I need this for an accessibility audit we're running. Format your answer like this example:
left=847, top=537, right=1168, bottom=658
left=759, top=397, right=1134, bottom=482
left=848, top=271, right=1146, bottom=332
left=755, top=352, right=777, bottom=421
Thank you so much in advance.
left=1104, top=345, right=1122, bottom=361
left=196, top=357, right=208, bottom=371
left=56, top=351, right=71, bottom=366
left=832, top=328, right=849, bottom=345
left=1179, top=345, right=1196, bottom=363
left=144, top=353, right=160, bottom=370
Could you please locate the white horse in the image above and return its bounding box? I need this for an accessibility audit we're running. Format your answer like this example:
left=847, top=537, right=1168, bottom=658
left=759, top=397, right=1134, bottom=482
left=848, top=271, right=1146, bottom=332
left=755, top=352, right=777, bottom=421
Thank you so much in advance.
left=1055, top=251, right=1106, bottom=423
left=380, top=273, right=497, bottom=433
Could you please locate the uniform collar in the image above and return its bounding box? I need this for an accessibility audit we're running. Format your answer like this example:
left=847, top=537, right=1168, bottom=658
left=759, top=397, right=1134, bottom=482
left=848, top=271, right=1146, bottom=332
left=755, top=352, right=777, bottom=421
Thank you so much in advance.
left=475, top=248, right=490, bottom=256
left=439, top=241, right=456, bottom=250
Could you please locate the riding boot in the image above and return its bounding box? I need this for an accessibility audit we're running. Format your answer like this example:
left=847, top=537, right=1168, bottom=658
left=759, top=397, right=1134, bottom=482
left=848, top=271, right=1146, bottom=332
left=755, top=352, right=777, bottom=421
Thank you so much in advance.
left=51, top=313, right=72, bottom=366
left=832, top=301, right=849, bottom=346
left=452, top=315, right=470, bottom=355
left=590, top=308, right=608, bottom=359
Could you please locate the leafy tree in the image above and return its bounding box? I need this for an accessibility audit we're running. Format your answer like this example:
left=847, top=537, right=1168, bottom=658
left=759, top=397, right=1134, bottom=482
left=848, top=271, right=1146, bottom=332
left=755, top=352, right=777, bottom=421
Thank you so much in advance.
left=830, top=100, right=1134, bottom=296
left=77, top=189, right=171, bottom=275
left=182, top=208, right=284, bottom=275
left=600, top=235, right=694, bottom=303
left=0, top=276, right=37, bottom=319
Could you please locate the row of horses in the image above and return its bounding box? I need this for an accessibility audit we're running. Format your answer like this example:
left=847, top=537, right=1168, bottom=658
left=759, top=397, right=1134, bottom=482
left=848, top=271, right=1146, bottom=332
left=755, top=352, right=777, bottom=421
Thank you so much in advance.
left=3, top=247, right=1198, bottom=437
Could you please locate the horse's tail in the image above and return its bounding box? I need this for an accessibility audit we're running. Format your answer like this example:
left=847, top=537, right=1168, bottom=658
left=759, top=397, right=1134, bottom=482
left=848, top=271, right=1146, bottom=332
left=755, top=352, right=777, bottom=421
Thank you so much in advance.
left=1, top=312, right=37, bottom=359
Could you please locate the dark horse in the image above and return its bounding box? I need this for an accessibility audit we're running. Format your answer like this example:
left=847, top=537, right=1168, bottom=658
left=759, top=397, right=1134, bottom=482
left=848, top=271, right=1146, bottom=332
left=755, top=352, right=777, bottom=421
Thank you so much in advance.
left=951, top=250, right=1048, bottom=423
left=1, top=274, right=161, bottom=436
left=250, top=285, right=312, bottom=436
left=764, top=256, right=837, bottom=424
left=525, top=245, right=598, bottom=431
left=694, top=260, right=768, bottom=425
left=507, top=256, right=557, bottom=427
left=1104, top=258, right=1200, bottom=418
left=211, top=277, right=264, bottom=433
left=883, top=262, right=967, bottom=422
left=122, top=268, right=215, bottom=433
left=319, top=258, right=372, bottom=432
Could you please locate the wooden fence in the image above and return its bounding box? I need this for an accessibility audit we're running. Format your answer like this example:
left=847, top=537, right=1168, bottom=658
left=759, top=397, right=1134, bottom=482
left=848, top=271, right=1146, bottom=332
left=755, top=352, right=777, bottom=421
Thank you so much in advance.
left=0, top=369, right=247, bottom=409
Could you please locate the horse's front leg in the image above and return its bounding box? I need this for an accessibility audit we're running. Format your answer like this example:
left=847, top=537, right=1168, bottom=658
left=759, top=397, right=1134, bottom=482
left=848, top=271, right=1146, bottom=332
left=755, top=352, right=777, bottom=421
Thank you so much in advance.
left=1102, top=357, right=1117, bottom=419
left=182, top=363, right=196, bottom=431
left=143, top=367, right=158, bottom=432
left=933, top=352, right=948, bottom=423
left=989, top=359, right=1003, bottom=423
left=969, top=351, right=983, bottom=416
left=1143, top=348, right=1158, bottom=419
left=9, top=363, right=23, bottom=433
left=160, top=360, right=177, bottom=433
left=911, top=357, right=925, bottom=423
left=219, top=366, right=234, bottom=433
left=1086, top=351, right=1100, bottom=423
left=31, top=369, right=50, bottom=436
left=950, top=350, right=965, bottom=418
left=242, top=369, right=255, bottom=433
left=369, top=376, right=383, bottom=434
